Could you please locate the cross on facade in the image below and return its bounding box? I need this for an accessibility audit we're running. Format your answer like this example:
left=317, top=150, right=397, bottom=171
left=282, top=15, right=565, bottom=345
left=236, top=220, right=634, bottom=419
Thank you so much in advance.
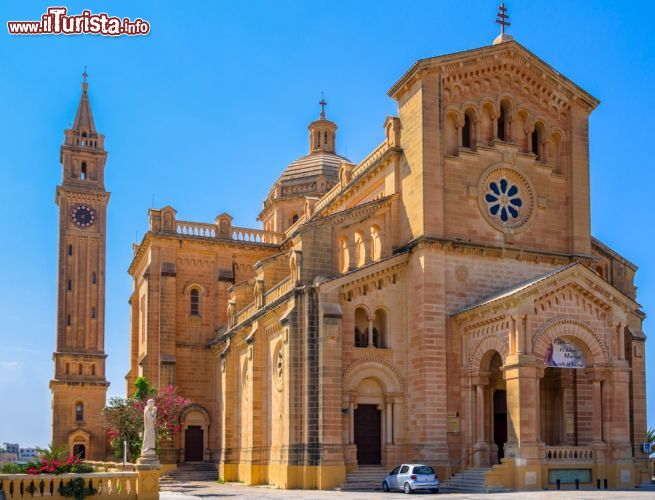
left=496, top=2, right=510, bottom=34
left=319, top=93, right=327, bottom=119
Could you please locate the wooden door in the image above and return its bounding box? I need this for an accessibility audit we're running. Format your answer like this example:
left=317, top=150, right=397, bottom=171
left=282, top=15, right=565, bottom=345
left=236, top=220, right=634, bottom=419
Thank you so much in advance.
left=184, top=425, right=204, bottom=462
left=354, top=404, right=381, bottom=465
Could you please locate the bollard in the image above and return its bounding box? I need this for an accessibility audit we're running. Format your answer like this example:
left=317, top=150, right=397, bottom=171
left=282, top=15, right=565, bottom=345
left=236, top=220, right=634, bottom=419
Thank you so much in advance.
left=556, top=479, right=561, bottom=490
left=575, top=479, right=579, bottom=490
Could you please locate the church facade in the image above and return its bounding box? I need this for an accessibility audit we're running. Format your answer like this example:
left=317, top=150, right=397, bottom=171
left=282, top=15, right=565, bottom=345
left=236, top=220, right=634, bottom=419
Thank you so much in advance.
left=125, top=36, right=649, bottom=490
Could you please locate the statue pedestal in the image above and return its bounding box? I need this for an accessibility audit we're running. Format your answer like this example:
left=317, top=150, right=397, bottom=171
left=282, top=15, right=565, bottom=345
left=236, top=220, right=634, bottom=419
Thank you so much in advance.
left=135, top=458, right=161, bottom=499
left=137, top=450, right=160, bottom=467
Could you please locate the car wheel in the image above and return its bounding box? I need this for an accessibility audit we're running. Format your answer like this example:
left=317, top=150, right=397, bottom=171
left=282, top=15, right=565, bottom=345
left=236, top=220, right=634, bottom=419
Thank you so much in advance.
left=431, top=488, right=439, bottom=494
left=382, top=481, right=390, bottom=492
left=404, top=482, right=413, bottom=494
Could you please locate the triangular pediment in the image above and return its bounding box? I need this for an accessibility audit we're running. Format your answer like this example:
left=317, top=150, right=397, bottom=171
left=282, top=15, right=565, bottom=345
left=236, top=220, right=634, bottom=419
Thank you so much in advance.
left=388, top=40, right=599, bottom=112
left=453, top=263, right=639, bottom=322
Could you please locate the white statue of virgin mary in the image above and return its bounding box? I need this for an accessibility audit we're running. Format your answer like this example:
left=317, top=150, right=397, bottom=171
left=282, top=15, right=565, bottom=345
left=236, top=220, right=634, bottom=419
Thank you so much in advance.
left=141, top=399, right=157, bottom=456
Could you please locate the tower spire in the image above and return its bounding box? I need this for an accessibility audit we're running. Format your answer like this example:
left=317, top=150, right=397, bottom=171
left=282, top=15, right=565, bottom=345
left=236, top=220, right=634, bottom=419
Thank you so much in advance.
left=72, top=68, right=96, bottom=132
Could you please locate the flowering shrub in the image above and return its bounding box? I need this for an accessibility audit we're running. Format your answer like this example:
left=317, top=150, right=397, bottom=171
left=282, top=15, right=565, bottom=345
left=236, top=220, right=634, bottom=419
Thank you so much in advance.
left=23, top=455, right=93, bottom=475
left=103, top=378, right=191, bottom=462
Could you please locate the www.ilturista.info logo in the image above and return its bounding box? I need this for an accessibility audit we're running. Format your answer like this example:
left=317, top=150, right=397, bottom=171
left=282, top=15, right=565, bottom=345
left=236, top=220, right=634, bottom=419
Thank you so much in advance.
left=7, top=7, right=150, bottom=36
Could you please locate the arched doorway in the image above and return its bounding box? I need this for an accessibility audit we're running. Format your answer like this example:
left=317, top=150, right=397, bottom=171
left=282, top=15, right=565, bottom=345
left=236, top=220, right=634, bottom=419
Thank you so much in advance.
left=540, top=336, right=594, bottom=446
left=181, top=405, right=211, bottom=463
left=342, top=360, right=405, bottom=468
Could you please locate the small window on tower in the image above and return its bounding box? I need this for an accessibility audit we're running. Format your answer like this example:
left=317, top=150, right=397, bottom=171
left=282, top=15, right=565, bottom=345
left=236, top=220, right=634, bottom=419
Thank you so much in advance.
left=67, top=279, right=72, bottom=291
left=91, top=273, right=97, bottom=284
left=91, top=307, right=96, bottom=319
left=68, top=245, right=73, bottom=256
left=80, top=162, right=87, bottom=180
left=65, top=363, right=70, bottom=375
left=67, top=315, right=71, bottom=326
left=75, top=402, right=84, bottom=422
left=190, top=289, right=200, bottom=317
left=291, top=214, right=299, bottom=224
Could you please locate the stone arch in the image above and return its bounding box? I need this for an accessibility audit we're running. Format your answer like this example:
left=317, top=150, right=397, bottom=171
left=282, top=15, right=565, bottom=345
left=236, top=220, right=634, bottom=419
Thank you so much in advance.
left=180, top=404, right=211, bottom=463
left=68, top=429, right=90, bottom=459
left=469, top=335, right=509, bottom=373
left=343, top=358, right=405, bottom=393
left=532, top=318, right=609, bottom=366
left=182, top=281, right=208, bottom=296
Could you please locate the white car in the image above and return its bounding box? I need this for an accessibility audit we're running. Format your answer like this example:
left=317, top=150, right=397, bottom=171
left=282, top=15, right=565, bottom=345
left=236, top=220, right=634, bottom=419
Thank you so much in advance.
left=382, top=463, right=439, bottom=494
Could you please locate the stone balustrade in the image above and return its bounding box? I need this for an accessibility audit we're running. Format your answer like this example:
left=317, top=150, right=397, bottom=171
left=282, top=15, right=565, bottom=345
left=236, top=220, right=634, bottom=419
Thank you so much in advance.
left=231, top=226, right=282, bottom=244
left=173, top=221, right=283, bottom=244
left=176, top=220, right=217, bottom=238
left=0, top=472, right=142, bottom=499
left=542, top=446, right=594, bottom=461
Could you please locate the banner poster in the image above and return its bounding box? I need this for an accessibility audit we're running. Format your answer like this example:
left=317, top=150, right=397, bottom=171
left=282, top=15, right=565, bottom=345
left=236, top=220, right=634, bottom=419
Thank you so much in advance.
left=544, top=337, right=585, bottom=368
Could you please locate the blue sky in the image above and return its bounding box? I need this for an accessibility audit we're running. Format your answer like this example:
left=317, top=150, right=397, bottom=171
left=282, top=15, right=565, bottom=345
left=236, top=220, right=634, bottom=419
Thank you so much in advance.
left=0, top=1, right=653, bottom=447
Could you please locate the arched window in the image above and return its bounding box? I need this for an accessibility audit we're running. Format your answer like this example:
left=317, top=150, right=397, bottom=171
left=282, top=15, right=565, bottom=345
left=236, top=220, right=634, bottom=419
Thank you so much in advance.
left=65, top=363, right=70, bottom=375
left=532, top=122, right=546, bottom=161
left=190, top=289, right=200, bottom=316
left=549, top=131, right=563, bottom=173
left=91, top=307, right=96, bottom=319
left=354, top=307, right=369, bottom=348
left=373, top=308, right=387, bottom=348
left=462, top=109, right=475, bottom=149
left=445, top=112, right=459, bottom=156
left=339, top=236, right=350, bottom=273
left=91, top=272, right=97, bottom=284
left=354, top=231, right=365, bottom=267
left=480, top=103, right=495, bottom=144
left=370, top=225, right=381, bottom=261
left=80, top=162, right=87, bottom=180
left=498, top=100, right=511, bottom=142
left=78, top=364, right=82, bottom=375
left=91, top=364, right=96, bottom=376
left=291, top=214, right=299, bottom=224
left=75, top=402, right=84, bottom=422
left=68, top=245, right=73, bottom=256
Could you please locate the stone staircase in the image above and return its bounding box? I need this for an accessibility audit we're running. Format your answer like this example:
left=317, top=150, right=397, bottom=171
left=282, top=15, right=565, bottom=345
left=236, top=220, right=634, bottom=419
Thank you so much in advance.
left=334, top=465, right=387, bottom=491
left=440, top=467, right=510, bottom=493
left=160, top=462, right=218, bottom=486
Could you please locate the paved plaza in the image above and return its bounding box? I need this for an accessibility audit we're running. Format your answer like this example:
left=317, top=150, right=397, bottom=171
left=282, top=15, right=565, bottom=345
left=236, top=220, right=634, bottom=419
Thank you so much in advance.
left=160, top=482, right=655, bottom=499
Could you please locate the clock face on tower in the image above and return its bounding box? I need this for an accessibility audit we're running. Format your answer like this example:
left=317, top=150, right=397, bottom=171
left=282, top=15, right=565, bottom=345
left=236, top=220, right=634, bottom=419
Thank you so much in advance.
left=71, top=204, right=96, bottom=228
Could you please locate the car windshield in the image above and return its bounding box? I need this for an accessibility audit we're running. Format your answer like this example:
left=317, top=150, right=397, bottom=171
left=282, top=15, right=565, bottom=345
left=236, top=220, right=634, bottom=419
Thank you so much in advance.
left=413, top=466, right=435, bottom=475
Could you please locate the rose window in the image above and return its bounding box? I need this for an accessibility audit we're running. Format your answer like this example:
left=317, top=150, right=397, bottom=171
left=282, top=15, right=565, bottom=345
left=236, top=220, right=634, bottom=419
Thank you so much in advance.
left=477, top=166, right=535, bottom=232
left=485, top=178, right=523, bottom=223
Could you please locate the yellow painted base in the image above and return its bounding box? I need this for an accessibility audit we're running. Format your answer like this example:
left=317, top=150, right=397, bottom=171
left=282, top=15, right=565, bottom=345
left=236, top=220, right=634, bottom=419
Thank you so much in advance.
left=485, top=460, right=640, bottom=491
left=219, top=463, right=346, bottom=490
left=159, top=463, right=177, bottom=475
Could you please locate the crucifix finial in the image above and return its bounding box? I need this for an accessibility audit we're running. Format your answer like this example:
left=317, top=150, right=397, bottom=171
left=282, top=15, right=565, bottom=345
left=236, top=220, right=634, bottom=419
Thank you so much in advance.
left=82, top=64, right=89, bottom=90
left=496, top=2, right=510, bottom=35
left=319, top=92, right=327, bottom=119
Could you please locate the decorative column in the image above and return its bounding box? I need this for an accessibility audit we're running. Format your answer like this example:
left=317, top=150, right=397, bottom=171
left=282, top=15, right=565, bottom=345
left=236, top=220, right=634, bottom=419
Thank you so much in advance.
left=349, top=396, right=356, bottom=444
left=476, top=384, right=486, bottom=444
left=592, top=379, right=603, bottom=442
left=386, top=400, right=394, bottom=444
left=367, top=316, right=374, bottom=348
left=472, top=374, right=490, bottom=467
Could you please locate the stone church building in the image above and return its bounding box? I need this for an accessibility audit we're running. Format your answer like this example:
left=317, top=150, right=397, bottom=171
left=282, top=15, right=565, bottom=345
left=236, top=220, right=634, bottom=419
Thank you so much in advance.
left=60, top=33, right=645, bottom=490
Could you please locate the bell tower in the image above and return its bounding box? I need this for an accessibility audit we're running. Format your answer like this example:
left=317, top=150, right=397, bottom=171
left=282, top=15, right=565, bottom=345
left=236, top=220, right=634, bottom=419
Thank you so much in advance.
left=50, top=74, right=110, bottom=460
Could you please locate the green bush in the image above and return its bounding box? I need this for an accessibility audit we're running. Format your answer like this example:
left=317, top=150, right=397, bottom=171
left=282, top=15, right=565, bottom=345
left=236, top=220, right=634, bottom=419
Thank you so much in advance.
left=0, top=462, right=25, bottom=474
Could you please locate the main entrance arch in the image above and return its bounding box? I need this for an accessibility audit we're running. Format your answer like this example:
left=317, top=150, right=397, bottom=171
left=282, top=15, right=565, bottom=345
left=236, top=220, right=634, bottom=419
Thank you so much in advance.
left=180, top=405, right=211, bottom=463
left=342, top=359, right=404, bottom=467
